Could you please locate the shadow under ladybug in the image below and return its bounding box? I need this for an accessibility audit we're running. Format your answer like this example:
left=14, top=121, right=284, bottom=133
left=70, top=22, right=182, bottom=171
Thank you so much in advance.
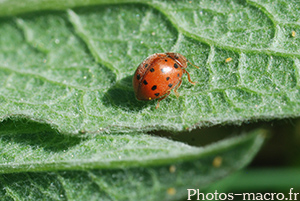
left=102, top=75, right=151, bottom=111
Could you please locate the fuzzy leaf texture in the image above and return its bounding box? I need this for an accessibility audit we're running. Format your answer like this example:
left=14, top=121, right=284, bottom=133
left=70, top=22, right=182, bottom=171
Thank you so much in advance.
left=0, top=0, right=299, bottom=134
left=0, top=0, right=297, bottom=200
left=0, top=125, right=265, bottom=200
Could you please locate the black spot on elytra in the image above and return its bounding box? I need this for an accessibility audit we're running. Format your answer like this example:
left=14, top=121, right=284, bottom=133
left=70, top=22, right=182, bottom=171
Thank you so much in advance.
left=150, top=68, right=155, bottom=72
left=143, top=80, right=148, bottom=85
left=151, top=85, right=157, bottom=90
left=155, top=93, right=160, bottom=97
left=177, top=73, right=180, bottom=77
left=145, top=64, right=148, bottom=68
left=168, top=83, right=173, bottom=88
left=137, top=74, right=140, bottom=80
left=175, top=56, right=179, bottom=59
left=165, top=59, right=168, bottom=62
left=166, top=77, right=170, bottom=81
left=174, top=63, right=179, bottom=69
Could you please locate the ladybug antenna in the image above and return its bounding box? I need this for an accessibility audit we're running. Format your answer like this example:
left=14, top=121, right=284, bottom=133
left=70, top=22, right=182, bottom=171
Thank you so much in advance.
left=187, top=59, right=199, bottom=69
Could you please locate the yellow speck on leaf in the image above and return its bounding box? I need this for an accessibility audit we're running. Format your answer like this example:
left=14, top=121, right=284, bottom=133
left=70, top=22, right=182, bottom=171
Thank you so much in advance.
left=169, top=165, right=176, bottom=173
left=167, top=188, right=176, bottom=195
left=212, top=156, right=222, bottom=168
left=225, top=57, right=232, bottom=63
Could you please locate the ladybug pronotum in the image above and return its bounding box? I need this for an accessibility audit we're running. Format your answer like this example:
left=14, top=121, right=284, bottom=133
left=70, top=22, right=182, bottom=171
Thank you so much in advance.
left=133, top=52, right=199, bottom=108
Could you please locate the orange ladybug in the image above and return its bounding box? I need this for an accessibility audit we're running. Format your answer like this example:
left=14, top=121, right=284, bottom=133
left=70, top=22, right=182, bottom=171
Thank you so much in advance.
left=133, top=52, right=199, bottom=108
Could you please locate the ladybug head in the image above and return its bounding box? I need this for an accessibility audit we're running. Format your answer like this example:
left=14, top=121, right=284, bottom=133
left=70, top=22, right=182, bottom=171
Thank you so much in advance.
left=166, top=52, right=188, bottom=69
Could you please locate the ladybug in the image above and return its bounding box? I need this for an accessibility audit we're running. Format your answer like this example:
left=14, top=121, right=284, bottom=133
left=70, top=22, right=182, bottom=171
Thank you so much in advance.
left=133, top=52, right=199, bottom=108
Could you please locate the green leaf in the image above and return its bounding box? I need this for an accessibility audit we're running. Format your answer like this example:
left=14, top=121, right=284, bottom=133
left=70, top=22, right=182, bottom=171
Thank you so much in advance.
left=0, top=1, right=299, bottom=134
left=0, top=119, right=265, bottom=174
left=0, top=127, right=265, bottom=200
left=0, top=0, right=296, bottom=200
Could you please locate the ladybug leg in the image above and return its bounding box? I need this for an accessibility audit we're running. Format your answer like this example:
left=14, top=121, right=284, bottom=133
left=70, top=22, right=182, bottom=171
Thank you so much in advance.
left=156, top=91, right=171, bottom=109
left=187, top=60, right=199, bottom=69
left=183, top=69, right=197, bottom=85
left=173, top=78, right=183, bottom=98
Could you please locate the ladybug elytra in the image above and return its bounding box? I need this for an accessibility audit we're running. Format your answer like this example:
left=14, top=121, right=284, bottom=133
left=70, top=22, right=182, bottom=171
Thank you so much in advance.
left=133, top=52, right=199, bottom=108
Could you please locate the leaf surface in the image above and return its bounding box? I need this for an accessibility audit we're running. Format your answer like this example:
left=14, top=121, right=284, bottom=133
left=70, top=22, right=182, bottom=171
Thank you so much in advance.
left=0, top=0, right=296, bottom=200
left=0, top=127, right=265, bottom=200
left=0, top=1, right=299, bottom=134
